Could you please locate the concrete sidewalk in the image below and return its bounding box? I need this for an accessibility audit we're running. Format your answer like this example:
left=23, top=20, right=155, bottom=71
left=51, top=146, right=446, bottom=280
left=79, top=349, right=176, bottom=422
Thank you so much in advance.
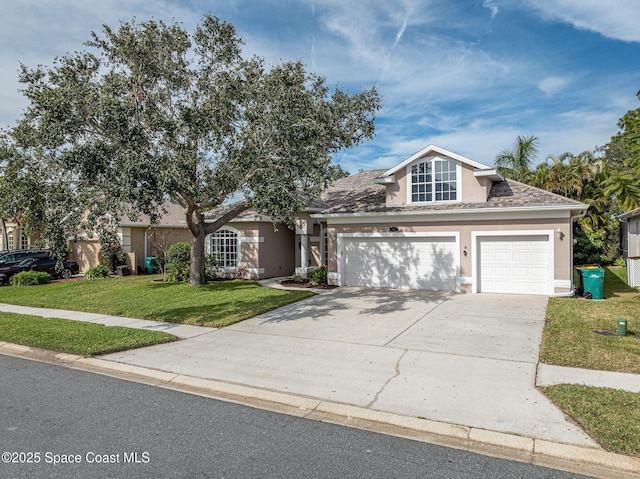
left=1, top=293, right=640, bottom=479
left=0, top=303, right=210, bottom=339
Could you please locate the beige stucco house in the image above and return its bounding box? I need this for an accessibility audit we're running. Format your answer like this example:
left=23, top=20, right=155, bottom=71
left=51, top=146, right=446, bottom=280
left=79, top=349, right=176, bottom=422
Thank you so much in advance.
left=315, top=145, right=587, bottom=296
left=69, top=145, right=588, bottom=296
left=0, top=222, right=39, bottom=251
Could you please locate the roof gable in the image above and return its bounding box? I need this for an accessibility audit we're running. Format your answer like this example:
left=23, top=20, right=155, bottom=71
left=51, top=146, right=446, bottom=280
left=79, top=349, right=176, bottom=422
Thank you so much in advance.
left=380, top=144, right=493, bottom=178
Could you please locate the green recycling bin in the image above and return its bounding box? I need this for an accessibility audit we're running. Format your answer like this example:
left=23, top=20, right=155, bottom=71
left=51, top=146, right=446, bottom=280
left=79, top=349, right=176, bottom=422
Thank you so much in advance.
left=145, top=256, right=159, bottom=274
left=578, top=265, right=604, bottom=300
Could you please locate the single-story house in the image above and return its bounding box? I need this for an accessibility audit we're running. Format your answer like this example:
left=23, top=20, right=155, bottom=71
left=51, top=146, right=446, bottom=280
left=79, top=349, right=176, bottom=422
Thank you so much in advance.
left=69, top=145, right=588, bottom=296
left=69, top=203, right=298, bottom=277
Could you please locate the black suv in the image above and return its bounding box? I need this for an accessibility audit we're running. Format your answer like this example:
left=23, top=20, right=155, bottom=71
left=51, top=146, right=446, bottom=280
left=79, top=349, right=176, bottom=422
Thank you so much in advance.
left=0, top=249, right=51, bottom=266
left=0, top=257, right=80, bottom=285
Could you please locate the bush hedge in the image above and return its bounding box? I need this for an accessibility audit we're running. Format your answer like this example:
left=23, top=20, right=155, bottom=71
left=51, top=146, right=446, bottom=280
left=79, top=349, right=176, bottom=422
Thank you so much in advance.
left=85, top=265, right=110, bottom=279
left=165, top=242, right=191, bottom=282
left=11, top=271, right=51, bottom=286
left=166, top=242, right=191, bottom=265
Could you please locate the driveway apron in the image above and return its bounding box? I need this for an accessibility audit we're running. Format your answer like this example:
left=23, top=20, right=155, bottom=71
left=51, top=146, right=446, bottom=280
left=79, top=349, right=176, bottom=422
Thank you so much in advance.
left=103, top=288, right=597, bottom=447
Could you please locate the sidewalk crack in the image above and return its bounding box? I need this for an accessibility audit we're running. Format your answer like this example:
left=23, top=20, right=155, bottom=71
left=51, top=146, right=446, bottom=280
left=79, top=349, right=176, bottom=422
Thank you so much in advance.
left=366, top=350, right=407, bottom=408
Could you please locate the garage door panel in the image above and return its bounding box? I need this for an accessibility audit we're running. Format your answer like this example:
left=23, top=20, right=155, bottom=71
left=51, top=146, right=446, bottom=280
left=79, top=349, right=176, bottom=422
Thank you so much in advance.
left=478, top=235, right=549, bottom=295
left=343, top=237, right=457, bottom=291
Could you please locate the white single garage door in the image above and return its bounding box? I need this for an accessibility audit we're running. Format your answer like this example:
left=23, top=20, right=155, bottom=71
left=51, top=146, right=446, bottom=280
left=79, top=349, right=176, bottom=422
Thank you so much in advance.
left=342, top=236, right=457, bottom=290
left=478, top=235, right=550, bottom=294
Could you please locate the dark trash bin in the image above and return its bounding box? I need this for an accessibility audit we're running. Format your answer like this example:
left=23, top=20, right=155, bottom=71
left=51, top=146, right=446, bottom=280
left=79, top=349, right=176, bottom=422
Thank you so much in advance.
left=577, top=265, right=604, bottom=300
left=145, top=256, right=159, bottom=274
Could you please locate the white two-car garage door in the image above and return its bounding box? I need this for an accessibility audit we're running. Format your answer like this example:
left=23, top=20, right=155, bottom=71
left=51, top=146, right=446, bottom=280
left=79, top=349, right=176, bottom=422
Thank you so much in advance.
left=477, top=235, right=550, bottom=295
left=342, top=236, right=458, bottom=290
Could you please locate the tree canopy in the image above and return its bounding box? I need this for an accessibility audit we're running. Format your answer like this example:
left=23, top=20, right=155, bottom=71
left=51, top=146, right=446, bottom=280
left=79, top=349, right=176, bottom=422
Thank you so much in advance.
left=495, top=108, right=640, bottom=264
left=0, top=15, right=381, bottom=284
left=494, top=135, right=539, bottom=183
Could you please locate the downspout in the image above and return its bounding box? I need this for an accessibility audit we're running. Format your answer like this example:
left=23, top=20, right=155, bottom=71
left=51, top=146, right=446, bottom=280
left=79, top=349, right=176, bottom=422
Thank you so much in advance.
left=551, top=211, right=587, bottom=298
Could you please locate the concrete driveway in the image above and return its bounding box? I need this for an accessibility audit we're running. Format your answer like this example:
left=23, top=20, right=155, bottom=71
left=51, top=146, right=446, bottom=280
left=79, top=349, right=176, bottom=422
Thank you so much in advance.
left=103, top=288, right=596, bottom=447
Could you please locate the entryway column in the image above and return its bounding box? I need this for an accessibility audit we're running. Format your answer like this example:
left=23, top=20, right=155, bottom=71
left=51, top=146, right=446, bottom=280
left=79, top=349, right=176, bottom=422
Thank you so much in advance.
left=300, top=233, right=309, bottom=269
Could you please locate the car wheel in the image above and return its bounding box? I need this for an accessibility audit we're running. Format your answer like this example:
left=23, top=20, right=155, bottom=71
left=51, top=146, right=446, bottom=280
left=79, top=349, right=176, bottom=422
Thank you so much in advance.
left=60, top=268, right=73, bottom=279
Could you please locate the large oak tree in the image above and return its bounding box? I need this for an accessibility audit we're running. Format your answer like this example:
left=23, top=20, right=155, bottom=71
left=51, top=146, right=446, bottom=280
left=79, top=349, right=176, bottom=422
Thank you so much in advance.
left=1, top=15, right=380, bottom=284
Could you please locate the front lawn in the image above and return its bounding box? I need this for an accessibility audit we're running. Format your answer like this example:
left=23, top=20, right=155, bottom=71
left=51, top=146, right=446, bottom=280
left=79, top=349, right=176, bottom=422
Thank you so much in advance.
left=0, top=275, right=314, bottom=327
left=0, top=312, right=176, bottom=356
left=539, top=266, right=640, bottom=374
left=543, top=384, right=640, bottom=458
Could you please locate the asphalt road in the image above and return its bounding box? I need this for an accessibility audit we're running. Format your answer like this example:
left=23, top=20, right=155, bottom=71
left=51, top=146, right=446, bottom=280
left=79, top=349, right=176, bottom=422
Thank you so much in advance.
left=0, top=355, right=594, bottom=479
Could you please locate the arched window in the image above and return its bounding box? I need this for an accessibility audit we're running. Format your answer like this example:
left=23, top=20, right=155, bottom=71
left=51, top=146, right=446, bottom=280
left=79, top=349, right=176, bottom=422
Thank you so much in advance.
left=207, top=228, right=239, bottom=268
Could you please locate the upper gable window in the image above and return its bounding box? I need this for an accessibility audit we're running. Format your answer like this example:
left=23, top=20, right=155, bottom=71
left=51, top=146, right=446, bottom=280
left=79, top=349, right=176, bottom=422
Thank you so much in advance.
left=410, top=158, right=457, bottom=203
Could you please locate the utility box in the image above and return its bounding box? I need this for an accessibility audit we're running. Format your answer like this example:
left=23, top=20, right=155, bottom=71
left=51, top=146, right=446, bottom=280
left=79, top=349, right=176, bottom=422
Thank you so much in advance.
left=617, top=318, right=628, bottom=336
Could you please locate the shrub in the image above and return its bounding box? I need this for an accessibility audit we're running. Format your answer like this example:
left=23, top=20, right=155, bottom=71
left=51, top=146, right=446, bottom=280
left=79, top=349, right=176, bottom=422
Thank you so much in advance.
left=12, top=271, right=51, bottom=286
left=166, top=262, right=190, bottom=282
left=99, top=231, right=126, bottom=273
left=232, top=266, right=249, bottom=280
left=309, top=266, right=328, bottom=285
left=291, top=274, right=304, bottom=283
left=205, top=254, right=224, bottom=281
left=166, top=242, right=191, bottom=266
left=613, top=256, right=626, bottom=268
left=85, top=265, right=110, bottom=279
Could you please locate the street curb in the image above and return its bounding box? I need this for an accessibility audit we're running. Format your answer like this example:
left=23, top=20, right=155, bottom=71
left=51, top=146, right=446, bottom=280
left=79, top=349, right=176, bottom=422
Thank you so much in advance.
left=1, top=342, right=639, bottom=479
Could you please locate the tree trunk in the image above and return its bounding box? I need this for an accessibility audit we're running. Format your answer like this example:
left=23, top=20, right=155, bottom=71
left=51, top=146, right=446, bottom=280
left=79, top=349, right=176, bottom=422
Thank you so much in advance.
left=0, top=219, right=7, bottom=250
left=185, top=200, right=250, bottom=286
left=190, top=226, right=207, bottom=285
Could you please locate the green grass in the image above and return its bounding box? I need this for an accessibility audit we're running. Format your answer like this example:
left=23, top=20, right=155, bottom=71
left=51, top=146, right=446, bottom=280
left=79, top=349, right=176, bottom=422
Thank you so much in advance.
left=0, top=312, right=176, bottom=356
left=540, top=266, right=640, bottom=374
left=543, top=384, right=640, bottom=457
left=0, top=275, right=314, bottom=327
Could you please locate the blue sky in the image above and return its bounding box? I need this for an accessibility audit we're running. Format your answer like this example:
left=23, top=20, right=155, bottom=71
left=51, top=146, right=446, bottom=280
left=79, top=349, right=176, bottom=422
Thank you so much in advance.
left=2, top=0, right=640, bottom=173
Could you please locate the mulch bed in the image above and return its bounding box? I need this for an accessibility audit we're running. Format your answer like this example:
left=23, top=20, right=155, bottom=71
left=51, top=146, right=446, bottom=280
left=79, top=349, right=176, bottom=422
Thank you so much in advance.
left=280, top=280, right=338, bottom=290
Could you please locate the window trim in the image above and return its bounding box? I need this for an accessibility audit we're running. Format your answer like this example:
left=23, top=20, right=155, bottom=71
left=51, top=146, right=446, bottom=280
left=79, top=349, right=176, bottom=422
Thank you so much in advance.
left=20, top=232, right=29, bottom=249
left=206, top=227, right=240, bottom=269
left=406, top=156, right=461, bottom=205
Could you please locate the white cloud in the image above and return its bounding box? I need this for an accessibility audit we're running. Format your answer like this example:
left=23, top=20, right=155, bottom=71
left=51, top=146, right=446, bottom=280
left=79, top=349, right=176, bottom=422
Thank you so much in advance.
left=522, top=0, right=640, bottom=43
left=538, top=76, right=574, bottom=96
left=482, top=1, right=499, bottom=19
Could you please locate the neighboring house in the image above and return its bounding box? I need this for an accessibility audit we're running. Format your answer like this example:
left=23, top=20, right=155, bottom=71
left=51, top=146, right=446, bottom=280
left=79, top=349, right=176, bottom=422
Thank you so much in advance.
left=617, top=207, right=640, bottom=286
left=0, top=221, right=39, bottom=251
left=618, top=207, right=640, bottom=259
left=69, top=144, right=588, bottom=296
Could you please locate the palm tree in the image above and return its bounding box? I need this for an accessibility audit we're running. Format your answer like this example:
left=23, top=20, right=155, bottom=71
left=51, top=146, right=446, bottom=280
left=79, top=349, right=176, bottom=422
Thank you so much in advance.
left=494, top=135, right=539, bottom=182
left=543, top=151, right=596, bottom=198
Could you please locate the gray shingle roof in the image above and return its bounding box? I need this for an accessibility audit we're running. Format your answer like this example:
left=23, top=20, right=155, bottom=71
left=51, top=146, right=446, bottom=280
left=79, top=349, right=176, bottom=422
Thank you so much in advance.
left=318, top=170, right=586, bottom=214
left=120, top=202, right=187, bottom=227
left=124, top=169, right=587, bottom=227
